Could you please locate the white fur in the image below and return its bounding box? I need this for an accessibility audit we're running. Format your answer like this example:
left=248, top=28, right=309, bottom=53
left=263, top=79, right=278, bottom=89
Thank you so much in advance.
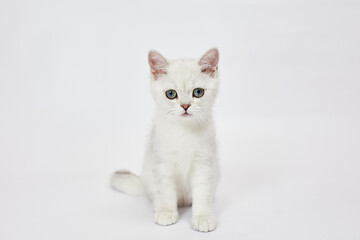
left=111, top=48, right=220, bottom=232
left=111, top=170, right=144, bottom=196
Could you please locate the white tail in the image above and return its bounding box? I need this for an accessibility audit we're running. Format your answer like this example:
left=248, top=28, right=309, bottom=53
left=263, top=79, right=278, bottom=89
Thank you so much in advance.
left=111, top=170, right=144, bottom=196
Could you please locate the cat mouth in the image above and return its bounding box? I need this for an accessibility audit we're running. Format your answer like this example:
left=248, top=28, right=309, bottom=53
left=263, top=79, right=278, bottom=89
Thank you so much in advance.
left=181, top=112, right=192, bottom=117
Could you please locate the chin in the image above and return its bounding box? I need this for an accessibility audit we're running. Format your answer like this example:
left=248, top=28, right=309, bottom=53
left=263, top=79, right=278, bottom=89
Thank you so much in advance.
left=178, top=113, right=208, bottom=126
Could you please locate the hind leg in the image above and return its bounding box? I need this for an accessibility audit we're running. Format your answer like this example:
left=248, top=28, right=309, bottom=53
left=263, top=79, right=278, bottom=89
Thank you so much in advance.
left=177, top=190, right=192, bottom=208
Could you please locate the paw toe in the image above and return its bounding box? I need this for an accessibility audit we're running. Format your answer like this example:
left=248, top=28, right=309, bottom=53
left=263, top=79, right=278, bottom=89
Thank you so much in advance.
left=155, top=210, right=178, bottom=226
left=192, top=215, right=216, bottom=232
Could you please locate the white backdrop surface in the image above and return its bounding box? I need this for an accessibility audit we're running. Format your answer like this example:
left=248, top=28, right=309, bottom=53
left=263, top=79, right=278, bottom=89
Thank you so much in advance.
left=0, top=0, right=359, bottom=239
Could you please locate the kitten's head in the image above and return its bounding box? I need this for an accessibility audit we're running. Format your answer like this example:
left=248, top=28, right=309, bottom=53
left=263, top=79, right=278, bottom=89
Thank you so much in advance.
left=148, top=48, right=219, bottom=126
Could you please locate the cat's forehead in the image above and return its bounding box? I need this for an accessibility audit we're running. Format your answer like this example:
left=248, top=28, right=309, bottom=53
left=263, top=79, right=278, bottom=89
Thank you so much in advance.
left=167, top=58, right=200, bottom=75
left=162, top=58, right=204, bottom=87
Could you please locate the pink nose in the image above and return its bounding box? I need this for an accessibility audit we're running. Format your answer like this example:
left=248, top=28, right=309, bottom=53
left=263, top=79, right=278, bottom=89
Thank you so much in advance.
left=181, top=104, right=191, bottom=111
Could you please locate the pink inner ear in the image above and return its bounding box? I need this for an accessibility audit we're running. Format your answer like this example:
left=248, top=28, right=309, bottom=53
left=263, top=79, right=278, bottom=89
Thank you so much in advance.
left=199, top=48, right=219, bottom=76
left=148, top=50, right=168, bottom=79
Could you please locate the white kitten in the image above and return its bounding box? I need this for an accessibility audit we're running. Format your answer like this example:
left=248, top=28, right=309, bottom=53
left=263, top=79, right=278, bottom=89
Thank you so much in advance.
left=111, top=48, right=220, bottom=232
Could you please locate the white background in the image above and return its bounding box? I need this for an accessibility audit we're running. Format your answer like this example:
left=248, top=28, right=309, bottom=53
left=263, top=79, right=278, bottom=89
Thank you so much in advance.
left=1, top=0, right=359, bottom=239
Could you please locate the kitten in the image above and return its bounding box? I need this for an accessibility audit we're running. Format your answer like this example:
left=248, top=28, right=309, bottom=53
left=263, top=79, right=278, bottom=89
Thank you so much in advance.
left=111, top=48, right=220, bottom=232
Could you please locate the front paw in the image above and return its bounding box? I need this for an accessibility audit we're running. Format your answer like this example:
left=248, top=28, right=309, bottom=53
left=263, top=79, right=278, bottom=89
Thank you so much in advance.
left=155, top=210, right=178, bottom=226
left=192, top=215, right=216, bottom=232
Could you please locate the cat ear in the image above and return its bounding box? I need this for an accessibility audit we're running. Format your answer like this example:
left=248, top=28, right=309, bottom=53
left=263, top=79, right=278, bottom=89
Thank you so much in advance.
left=148, top=50, right=168, bottom=80
left=198, top=48, right=219, bottom=77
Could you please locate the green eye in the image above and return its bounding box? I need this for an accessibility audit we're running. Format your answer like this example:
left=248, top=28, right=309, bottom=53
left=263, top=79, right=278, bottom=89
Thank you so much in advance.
left=165, top=89, right=177, bottom=99
left=193, top=88, right=204, bottom=98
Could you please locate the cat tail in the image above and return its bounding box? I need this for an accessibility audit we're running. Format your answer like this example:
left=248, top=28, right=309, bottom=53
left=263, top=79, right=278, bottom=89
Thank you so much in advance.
left=110, top=170, right=145, bottom=196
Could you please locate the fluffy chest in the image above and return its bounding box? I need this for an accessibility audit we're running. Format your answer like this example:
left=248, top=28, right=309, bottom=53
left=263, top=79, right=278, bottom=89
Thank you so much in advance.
left=153, top=124, right=211, bottom=157
left=150, top=123, right=216, bottom=196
